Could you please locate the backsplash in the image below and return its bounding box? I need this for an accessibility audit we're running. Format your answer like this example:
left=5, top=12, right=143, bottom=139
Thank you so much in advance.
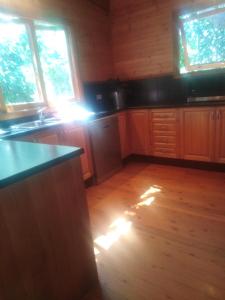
left=83, top=72, right=225, bottom=109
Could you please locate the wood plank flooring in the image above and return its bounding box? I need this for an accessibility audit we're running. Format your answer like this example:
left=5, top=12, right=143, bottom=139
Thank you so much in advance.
left=86, top=162, right=225, bottom=300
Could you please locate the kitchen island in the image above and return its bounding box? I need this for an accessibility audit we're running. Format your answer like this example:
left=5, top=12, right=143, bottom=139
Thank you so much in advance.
left=0, top=140, right=99, bottom=300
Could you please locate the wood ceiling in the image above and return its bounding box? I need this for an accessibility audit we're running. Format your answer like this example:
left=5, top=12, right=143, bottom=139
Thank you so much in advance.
left=88, top=0, right=110, bottom=11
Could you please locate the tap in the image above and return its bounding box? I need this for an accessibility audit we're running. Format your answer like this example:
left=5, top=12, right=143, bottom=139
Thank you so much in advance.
left=37, top=107, right=48, bottom=123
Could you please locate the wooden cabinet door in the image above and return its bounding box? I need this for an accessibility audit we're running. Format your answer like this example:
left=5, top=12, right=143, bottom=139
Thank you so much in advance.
left=118, top=111, right=130, bottom=159
left=63, top=125, right=93, bottom=180
left=36, top=132, right=61, bottom=145
left=180, top=107, right=215, bottom=162
left=128, top=110, right=150, bottom=155
left=215, top=107, right=225, bottom=163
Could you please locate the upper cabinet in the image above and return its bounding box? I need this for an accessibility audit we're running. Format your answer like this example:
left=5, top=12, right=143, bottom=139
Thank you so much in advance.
left=149, top=109, right=180, bottom=158
left=180, top=107, right=215, bottom=162
left=128, top=110, right=150, bottom=156
left=215, top=107, right=225, bottom=164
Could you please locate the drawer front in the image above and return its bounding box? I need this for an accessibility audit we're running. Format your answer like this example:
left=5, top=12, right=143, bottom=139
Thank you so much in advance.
left=153, top=135, right=176, bottom=144
left=152, top=112, right=177, bottom=120
left=150, top=109, right=179, bottom=158
left=153, top=123, right=177, bottom=132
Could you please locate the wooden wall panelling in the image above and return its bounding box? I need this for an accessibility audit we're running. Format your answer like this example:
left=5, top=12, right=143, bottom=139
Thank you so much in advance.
left=110, top=0, right=210, bottom=79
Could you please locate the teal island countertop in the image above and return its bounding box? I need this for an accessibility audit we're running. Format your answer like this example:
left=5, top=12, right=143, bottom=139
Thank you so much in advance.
left=0, top=140, right=83, bottom=188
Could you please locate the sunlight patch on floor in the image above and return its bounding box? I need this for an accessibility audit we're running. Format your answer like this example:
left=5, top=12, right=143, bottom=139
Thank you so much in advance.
left=140, top=186, right=161, bottom=199
left=94, top=218, right=132, bottom=250
left=93, top=185, right=161, bottom=256
left=134, top=196, right=155, bottom=208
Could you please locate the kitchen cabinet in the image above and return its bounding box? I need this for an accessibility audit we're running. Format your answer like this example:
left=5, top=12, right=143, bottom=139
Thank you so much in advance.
left=128, top=110, right=150, bottom=155
left=180, top=107, right=215, bottom=162
left=118, top=111, right=130, bottom=159
left=13, top=125, right=93, bottom=180
left=0, top=143, right=99, bottom=299
left=62, top=124, right=93, bottom=180
left=149, top=109, right=180, bottom=158
left=34, top=128, right=63, bottom=145
left=215, top=106, right=225, bottom=163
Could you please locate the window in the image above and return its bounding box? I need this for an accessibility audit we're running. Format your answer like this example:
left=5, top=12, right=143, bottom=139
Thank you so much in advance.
left=176, top=3, right=225, bottom=74
left=0, top=12, right=77, bottom=112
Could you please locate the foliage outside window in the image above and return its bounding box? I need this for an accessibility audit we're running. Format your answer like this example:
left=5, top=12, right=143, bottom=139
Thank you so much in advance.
left=177, top=3, right=225, bottom=74
left=0, top=12, right=77, bottom=112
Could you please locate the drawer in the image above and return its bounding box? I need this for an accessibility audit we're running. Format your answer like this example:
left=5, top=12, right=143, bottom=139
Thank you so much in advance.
left=154, top=144, right=177, bottom=153
left=154, top=142, right=176, bottom=150
left=153, top=135, right=176, bottom=144
left=152, top=119, right=177, bottom=125
left=152, top=112, right=177, bottom=119
left=152, top=130, right=176, bottom=137
left=153, top=123, right=177, bottom=132
left=153, top=149, right=177, bottom=158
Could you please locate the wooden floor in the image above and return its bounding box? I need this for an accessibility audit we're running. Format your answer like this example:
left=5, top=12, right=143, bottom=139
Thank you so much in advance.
left=86, top=162, right=225, bottom=300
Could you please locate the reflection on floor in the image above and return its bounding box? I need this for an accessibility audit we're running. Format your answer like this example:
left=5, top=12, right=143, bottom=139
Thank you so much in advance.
left=86, top=162, right=225, bottom=300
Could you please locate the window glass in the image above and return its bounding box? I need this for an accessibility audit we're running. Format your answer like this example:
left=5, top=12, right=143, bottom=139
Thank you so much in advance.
left=178, top=4, right=225, bottom=74
left=0, top=17, right=40, bottom=105
left=35, top=23, right=74, bottom=102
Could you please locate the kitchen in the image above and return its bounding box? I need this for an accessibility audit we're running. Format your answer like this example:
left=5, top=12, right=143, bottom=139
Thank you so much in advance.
left=0, top=0, right=225, bottom=300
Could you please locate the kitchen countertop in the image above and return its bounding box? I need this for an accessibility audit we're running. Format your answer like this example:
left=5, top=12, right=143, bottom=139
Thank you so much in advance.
left=0, top=140, right=83, bottom=188
left=127, top=100, right=225, bottom=110
left=1, top=101, right=225, bottom=140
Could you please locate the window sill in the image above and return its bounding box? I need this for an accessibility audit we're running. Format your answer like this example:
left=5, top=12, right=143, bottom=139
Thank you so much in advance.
left=0, top=110, right=38, bottom=121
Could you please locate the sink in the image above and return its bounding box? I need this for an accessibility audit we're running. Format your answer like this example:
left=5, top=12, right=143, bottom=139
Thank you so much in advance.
left=10, top=118, right=60, bottom=130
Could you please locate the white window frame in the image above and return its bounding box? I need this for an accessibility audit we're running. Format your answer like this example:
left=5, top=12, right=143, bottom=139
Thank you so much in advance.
left=0, top=12, right=79, bottom=114
left=178, top=4, right=225, bottom=74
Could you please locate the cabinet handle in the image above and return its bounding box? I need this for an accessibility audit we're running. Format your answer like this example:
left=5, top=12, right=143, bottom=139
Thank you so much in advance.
left=216, top=111, right=220, bottom=120
left=211, top=112, right=215, bottom=120
left=217, top=111, right=221, bottom=120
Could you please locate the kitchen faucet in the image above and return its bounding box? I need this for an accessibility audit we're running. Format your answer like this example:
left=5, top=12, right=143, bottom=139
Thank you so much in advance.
left=38, top=107, right=48, bottom=123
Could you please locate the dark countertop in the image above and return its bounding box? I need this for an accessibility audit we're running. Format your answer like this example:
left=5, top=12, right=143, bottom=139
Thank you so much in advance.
left=0, top=140, right=83, bottom=188
left=1, top=101, right=225, bottom=140
left=127, top=100, right=225, bottom=110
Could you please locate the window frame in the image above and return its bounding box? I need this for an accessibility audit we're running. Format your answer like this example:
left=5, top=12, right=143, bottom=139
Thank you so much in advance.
left=174, top=3, right=225, bottom=77
left=0, top=12, right=80, bottom=114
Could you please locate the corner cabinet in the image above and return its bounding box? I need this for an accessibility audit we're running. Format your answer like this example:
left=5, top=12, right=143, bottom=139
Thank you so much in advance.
left=180, top=107, right=215, bottom=162
left=128, top=110, right=150, bottom=155
left=215, top=107, right=225, bottom=163
left=15, top=125, right=93, bottom=180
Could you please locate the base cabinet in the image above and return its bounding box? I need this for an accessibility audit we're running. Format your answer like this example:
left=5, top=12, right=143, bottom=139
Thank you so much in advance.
left=118, top=111, right=130, bottom=159
left=180, top=107, right=215, bottom=162
left=128, top=110, right=150, bottom=155
left=150, top=109, right=180, bottom=158
left=0, top=157, right=98, bottom=299
left=215, top=107, right=225, bottom=163
left=13, top=125, right=93, bottom=180
left=62, top=124, right=93, bottom=180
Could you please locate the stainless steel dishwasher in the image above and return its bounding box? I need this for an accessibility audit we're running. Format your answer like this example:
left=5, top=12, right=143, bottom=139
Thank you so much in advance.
left=89, top=114, right=122, bottom=184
